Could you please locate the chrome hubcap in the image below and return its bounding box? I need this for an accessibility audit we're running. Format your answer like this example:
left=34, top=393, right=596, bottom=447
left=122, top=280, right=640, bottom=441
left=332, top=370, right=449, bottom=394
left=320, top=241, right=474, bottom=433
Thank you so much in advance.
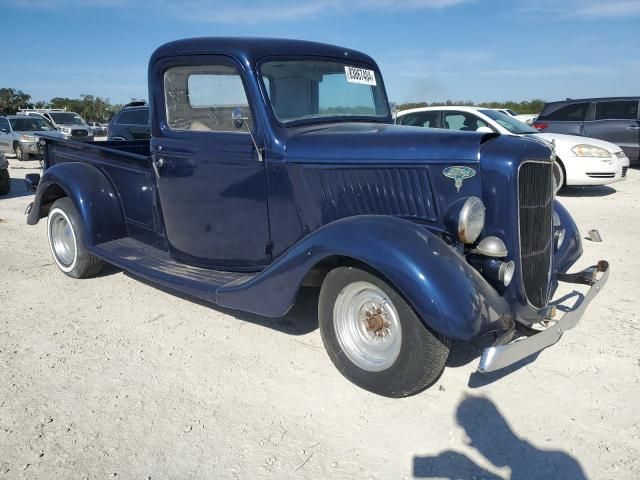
left=50, top=213, right=76, bottom=267
left=333, top=281, right=402, bottom=372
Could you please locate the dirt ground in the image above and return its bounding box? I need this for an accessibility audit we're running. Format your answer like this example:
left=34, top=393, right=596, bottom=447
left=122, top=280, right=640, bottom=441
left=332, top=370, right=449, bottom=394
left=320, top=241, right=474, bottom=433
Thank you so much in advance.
left=1, top=155, right=639, bottom=480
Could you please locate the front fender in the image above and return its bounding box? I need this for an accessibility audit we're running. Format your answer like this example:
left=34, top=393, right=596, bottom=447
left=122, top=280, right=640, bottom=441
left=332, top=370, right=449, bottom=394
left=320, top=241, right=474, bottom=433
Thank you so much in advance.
left=27, top=162, right=126, bottom=246
left=217, top=216, right=511, bottom=340
left=553, top=199, right=582, bottom=274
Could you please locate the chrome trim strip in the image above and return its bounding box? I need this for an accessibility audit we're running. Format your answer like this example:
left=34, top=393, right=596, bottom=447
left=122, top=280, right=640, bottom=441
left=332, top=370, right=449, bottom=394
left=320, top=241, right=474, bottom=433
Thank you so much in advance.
left=478, top=261, right=609, bottom=373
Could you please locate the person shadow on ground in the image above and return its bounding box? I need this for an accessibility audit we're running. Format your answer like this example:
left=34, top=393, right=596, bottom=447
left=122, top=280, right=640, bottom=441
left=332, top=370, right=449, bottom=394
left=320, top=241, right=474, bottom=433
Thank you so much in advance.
left=413, top=395, right=588, bottom=479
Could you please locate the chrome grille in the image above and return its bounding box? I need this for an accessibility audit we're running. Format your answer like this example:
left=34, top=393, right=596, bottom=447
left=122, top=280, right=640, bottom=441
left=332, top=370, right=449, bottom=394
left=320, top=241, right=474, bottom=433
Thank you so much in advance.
left=519, top=161, right=554, bottom=308
left=71, top=129, right=88, bottom=137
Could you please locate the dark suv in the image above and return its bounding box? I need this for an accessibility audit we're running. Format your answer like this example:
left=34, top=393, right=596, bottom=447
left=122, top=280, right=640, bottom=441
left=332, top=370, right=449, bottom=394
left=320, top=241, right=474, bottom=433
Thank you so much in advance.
left=107, top=102, right=150, bottom=141
left=534, top=97, right=640, bottom=163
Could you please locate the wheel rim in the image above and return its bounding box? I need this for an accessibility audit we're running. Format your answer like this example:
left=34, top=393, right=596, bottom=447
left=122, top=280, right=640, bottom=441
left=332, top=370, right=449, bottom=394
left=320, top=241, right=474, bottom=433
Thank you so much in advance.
left=333, top=281, right=402, bottom=372
left=16, top=146, right=22, bottom=158
left=49, top=212, right=76, bottom=267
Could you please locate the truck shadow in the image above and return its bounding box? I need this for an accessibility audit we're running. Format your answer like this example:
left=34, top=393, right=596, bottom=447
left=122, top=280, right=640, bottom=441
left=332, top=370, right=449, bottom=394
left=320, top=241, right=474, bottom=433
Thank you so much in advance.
left=0, top=178, right=34, bottom=200
left=413, top=395, right=588, bottom=479
left=122, top=270, right=319, bottom=335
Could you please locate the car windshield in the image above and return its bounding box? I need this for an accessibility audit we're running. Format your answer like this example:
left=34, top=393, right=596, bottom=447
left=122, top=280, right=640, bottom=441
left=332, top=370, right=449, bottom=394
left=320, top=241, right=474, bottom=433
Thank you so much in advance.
left=9, top=117, right=56, bottom=132
left=479, top=109, right=538, bottom=134
left=260, top=59, right=389, bottom=124
left=49, top=112, right=86, bottom=125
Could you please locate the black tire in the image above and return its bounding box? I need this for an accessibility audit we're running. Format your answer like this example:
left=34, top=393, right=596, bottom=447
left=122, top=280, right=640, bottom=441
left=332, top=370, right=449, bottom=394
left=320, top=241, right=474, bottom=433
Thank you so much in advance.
left=47, top=198, right=103, bottom=278
left=319, top=266, right=450, bottom=398
left=15, top=144, right=29, bottom=162
left=0, top=169, right=10, bottom=195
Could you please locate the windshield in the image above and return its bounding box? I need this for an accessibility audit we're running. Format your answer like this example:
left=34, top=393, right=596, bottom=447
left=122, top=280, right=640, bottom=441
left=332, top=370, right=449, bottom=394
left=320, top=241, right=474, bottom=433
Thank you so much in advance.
left=479, top=109, right=538, bottom=134
left=49, top=112, right=86, bottom=125
left=9, top=117, right=56, bottom=132
left=260, top=59, right=389, bottom=124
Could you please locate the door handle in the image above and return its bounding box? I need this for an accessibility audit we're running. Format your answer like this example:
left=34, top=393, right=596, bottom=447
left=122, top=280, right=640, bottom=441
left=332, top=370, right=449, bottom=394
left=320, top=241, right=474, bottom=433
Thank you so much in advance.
left=627, top=125, right=640, bottom=130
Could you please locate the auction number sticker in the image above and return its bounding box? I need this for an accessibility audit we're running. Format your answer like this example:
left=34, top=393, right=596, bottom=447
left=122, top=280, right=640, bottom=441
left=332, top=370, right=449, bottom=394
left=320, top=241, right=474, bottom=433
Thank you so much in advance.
left=344, top=66, right=377, bottom=86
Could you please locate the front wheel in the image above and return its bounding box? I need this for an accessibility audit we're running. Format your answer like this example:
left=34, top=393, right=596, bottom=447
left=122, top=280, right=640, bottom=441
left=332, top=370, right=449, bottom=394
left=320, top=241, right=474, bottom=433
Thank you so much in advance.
left=47, top=198, right=103, bottom=278
left=319, top=267, right=450, bottom=397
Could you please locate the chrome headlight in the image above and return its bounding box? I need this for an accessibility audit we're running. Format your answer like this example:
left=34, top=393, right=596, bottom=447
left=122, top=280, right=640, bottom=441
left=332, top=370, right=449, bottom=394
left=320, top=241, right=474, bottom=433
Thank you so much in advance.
left=20, top=134, right=37, bottom=142
left=458, top=197, right=485, bottom=244
left=571, top=144, right=611, bottom=158
left=59, top=127, right=71, bottom=134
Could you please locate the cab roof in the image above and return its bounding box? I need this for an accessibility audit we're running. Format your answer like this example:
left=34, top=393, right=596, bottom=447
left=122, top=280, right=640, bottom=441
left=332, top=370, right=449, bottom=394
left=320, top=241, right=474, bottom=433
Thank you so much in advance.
left=150, top=37, right=378, bottom=68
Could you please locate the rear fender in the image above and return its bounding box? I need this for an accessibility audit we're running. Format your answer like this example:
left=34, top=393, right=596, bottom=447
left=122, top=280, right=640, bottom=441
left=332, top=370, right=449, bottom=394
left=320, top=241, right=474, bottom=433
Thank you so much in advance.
left=217, top=216, right=511, bottom=340
left=27, top=162, right=126, bottom=246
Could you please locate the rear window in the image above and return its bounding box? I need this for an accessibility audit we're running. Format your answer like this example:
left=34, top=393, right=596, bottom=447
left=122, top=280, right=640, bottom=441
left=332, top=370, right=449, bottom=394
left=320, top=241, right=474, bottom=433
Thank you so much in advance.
left=538, top=102, right=590, bottom=121
left=116, top=109, right=149, bottom=125
left=595, top=101, right=638, bottom=120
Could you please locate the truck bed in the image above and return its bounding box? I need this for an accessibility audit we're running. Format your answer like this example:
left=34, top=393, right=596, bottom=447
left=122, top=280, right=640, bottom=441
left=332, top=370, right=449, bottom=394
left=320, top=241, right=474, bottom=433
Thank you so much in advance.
left=42, top=136, right=163, bottom=248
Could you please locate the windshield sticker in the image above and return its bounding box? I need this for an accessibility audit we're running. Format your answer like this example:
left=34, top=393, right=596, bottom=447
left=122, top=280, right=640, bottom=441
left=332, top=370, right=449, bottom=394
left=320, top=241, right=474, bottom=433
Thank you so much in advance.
left=344, top=66, right=377, bottom=86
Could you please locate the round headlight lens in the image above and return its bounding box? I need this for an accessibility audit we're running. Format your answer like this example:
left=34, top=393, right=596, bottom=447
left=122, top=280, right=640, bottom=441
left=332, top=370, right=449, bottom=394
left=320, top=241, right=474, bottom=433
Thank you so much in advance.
left=458, top=197, right=485, bottom=244
left=571, top=144, right=611, bottom=158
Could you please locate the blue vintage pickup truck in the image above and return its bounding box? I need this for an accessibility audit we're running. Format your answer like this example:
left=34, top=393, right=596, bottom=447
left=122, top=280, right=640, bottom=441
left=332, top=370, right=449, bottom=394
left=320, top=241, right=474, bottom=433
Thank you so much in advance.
left=25, top=38, right=608, bottom=397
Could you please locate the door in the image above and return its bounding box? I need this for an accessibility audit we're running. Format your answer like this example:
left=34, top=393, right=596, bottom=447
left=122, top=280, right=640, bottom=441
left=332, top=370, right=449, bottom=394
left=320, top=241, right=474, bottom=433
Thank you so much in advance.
left=584, top=100, right=640, bottom=162
left=0, top=118, right=11, bottom=152
left=152, top=60, right=270, bottom=271
left=536, top=101, right=590, bottom=135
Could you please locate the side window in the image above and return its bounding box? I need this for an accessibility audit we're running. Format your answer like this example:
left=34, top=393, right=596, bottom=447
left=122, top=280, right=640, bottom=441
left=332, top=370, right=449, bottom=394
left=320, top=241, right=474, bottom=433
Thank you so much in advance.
left=164, top=64, right=251, bottom=132
left=399, top=111, right=439, bottom=127
left=0, top=118, right=9, bottom=131
left=595, top=101, right=638, bottom=120
left=443, top=112, right=488, bottom=131
left=539, top=102, right=589, bottom=121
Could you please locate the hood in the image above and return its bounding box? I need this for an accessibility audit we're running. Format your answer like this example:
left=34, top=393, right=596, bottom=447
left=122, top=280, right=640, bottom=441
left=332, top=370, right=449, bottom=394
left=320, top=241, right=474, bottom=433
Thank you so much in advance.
left=534, top=132, right=622, bottom=153
left=20, top=130, right=64, bottom=138
left=284, top=123, right=487, bottom=163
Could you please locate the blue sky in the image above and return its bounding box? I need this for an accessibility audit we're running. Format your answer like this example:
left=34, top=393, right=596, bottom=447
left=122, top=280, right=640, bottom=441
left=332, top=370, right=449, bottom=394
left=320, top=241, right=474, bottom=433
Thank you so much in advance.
left=1, top=0, right=639, bottom=105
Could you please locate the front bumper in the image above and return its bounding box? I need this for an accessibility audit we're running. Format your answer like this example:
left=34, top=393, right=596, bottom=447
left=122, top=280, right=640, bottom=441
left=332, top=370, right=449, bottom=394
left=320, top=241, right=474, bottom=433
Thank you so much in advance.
left=20, top=140, right=40, bottom=154
left=478, top=260, right=609, bottom=373
left=566, top=155, right=629, bottom=186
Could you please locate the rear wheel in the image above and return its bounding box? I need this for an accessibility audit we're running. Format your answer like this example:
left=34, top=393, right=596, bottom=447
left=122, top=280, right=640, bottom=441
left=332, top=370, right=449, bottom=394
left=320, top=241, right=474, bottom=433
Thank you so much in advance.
left=0, top=169, right=10, bottom=195
left=47, top=198, right=103, bottom=278
left=319, top=266, right=450, bottom=397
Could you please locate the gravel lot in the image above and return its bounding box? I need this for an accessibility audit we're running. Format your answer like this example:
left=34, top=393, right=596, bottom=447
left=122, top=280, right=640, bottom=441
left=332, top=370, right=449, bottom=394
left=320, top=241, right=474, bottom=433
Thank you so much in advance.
left=1, top=155, right=639, bottom=480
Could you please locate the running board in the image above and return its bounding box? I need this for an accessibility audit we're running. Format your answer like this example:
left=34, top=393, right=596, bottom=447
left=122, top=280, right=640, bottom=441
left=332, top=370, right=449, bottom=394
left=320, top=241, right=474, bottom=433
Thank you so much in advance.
left=92, top=237, right=255, bottom=303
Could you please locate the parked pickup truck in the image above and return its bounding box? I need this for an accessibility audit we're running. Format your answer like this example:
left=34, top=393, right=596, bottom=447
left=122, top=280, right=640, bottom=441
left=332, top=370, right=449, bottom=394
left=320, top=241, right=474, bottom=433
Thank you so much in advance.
left=25, top=37, right=608, bottom=397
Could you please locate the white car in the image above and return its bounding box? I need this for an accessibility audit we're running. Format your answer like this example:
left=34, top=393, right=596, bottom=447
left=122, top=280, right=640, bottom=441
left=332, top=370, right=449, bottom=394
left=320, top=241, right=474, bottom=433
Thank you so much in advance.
left=396, top=106, right=629, bottom=187
left=495, top=109, right=537, bottom=125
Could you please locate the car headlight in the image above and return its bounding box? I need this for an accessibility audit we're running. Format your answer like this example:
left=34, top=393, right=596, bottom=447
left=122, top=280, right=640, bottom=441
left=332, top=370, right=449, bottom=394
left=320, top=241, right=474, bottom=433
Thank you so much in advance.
left=571, top=144, right=611, bottom=158
left=20, top=135, right=37, bottom=142
left=458, top=196, right=485, bottom=244
left=59, top=127, right=71, bottom=134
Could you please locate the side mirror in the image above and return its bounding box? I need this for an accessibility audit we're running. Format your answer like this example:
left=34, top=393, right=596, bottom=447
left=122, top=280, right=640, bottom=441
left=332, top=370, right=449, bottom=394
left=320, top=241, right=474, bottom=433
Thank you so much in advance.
left=231, top=108, right=263, bottom=162
left=0, top=128, right=8, bottom=134
left=476, top=126, right=493, bottom=133
left=232, top=108, right=248, bottom=129
left=389, top=102, right=398, bottom=121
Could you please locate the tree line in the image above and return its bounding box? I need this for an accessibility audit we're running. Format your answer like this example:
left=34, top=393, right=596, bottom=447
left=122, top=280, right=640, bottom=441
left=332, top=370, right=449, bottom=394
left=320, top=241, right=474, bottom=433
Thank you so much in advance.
left=0, top=87, right=139, bottom=122
left=397, top=99, right=545, bottom=115
left=2, top=86, right=547, bottom=121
